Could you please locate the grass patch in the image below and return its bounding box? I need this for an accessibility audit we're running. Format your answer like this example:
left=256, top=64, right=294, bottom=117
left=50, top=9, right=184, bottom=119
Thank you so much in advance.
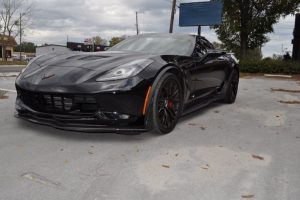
left=240, top=60, right=300, bottom=74
left=0, top=60, right=27, bottom=65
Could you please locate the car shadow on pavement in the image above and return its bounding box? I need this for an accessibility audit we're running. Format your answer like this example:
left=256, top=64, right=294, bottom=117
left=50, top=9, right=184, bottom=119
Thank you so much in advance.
left=16, top=120, right=156, bottom=143
left=178, top=102, right=225, bottom=125
left=15, top=102, right=225, bottom=142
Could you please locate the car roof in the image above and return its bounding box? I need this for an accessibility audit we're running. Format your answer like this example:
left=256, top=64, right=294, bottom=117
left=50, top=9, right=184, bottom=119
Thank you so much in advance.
left=132, top=33, right=204, bottom=39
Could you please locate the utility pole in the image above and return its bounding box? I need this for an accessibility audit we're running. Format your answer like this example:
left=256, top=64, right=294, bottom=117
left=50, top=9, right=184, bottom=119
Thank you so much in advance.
left=135, top=12, right=139, bottom=35
left=169, top=0, right=177, bottom=33
left=292, top=13, right=300, bottom=61
left=19, top=13, right=22, bottom=61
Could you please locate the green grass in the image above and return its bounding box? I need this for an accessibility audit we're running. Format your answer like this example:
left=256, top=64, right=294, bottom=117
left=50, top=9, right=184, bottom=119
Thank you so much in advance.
left=0, top=60, right=27, bottom=65
left=240, top=60, right=300, bottom=74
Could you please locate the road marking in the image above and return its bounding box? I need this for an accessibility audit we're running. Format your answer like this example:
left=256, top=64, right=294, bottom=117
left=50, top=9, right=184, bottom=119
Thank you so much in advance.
left=0, top=88, right=16, bottom=93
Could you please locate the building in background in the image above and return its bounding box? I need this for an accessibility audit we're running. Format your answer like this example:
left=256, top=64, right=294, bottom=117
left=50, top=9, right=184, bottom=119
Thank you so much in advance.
left=36, top=44, right=70, bottom=56
left=0, top=35, right=17, bottom=61
left=67, top=42, right=109, bottom=52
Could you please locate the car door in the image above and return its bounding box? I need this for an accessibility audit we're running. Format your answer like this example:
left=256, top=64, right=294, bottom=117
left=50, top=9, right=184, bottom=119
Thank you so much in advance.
left=188, top=37, right=228, bottom=100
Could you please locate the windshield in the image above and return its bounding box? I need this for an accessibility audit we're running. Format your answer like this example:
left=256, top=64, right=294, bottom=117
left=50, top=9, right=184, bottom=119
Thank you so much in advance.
left=109, top=35, right=195, bottom=56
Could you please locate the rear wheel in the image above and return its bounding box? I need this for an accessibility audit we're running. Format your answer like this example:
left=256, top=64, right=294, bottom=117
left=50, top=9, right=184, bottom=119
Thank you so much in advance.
left=150, top=73, right=183, bottom=134
left=223, top=69, right=239, bottom=104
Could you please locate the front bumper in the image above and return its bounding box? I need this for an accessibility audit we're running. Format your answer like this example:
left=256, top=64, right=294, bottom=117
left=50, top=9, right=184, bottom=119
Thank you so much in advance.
left=15, top=98, right=148, bottom=134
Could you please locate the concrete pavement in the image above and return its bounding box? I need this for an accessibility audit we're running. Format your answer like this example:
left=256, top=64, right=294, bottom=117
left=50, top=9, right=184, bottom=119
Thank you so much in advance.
left=0, top=76, right=299, bottom=200
left=0, top=65, right=25, bottom=73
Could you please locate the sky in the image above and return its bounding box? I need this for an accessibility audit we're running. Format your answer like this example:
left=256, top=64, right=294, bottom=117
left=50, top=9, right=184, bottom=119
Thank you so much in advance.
left=23, top=0, right=297, bottom=57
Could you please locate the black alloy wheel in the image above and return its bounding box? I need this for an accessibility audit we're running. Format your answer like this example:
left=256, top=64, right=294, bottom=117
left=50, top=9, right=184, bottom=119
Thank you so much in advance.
left=151, top=73, right=183, bottom=134
left=224, top=69, right=239, bottom=104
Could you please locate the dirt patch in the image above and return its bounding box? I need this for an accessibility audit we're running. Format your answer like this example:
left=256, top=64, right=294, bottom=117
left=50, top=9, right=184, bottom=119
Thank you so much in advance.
left=252, top=155, right=264, bottom=160
left=0, top=96, right=8, bottom=99
left=279, top=100, right=300, bottom=105
left=0, top=90, right=8, bottom=99
left=271, top=88, right=300, bottom=93
left=240, top=73, right=263, bottom=79
left=240, top=73, right=300, bottom=81
left=188, top=123, right=197, bottom=126
left=241, top=194, right=255, bottom=198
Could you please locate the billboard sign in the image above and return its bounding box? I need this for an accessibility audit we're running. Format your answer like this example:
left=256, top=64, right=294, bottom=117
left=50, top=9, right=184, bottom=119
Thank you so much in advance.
left=179, top=1, right=223, bottom=27
left=84, top=38, right=93, bottom=45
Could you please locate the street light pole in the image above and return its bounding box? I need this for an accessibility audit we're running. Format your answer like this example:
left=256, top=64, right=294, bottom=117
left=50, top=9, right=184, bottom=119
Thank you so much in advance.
left=169, top=0, right=177, bottom=33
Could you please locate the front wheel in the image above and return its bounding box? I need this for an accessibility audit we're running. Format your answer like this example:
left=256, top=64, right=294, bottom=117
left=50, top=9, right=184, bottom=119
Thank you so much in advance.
left=150, top=73, right=183, bottom=134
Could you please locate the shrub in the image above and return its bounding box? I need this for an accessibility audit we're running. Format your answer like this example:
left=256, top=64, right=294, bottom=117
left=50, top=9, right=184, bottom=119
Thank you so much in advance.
left=240, top=59, right=300, bottom=74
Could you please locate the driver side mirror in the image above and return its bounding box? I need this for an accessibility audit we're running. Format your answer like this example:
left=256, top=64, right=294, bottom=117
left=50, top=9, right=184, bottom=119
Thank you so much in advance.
left=194, top=51, right=226, bottom=63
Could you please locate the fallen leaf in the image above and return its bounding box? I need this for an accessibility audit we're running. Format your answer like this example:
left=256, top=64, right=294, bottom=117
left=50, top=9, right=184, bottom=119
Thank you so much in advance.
left=161, top=165, right=170, bottom=168
left=88, top=151, right=94, bottom=155
left=175, top=153, right=179, bottom=157
left=200, top=126, right=206, bottom=130
left=64, top=160, right=69, bottom=164
left=252, top=155, right=264, bottom=160
left=188, top=123, right=196, bottom=126
left=201, top=167, right=209, bottom=170
left=241, top=194, right=255, bottom=198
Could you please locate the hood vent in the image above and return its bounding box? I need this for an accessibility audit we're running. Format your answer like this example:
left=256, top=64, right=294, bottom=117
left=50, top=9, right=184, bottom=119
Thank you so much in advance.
left=78, top=55, right=109, bottom=61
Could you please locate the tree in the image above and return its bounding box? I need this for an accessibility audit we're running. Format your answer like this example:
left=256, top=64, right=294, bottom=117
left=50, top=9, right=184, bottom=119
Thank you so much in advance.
left=214, top=0, right=300, bottom=60
left=14, top=41, right=35, bottom=53
left=247, top=47, right=263, bottom=60
left=0, top=0, right=33, bottom=60
left=212, top=41, right=225, bottom=50
left=93, top=35, right=108, bottom=46
left=109, top=35, right=126, bottom=47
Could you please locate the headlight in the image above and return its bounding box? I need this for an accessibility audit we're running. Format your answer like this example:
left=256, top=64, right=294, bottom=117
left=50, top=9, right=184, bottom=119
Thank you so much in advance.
left=96, top=59, right=153, bottom=81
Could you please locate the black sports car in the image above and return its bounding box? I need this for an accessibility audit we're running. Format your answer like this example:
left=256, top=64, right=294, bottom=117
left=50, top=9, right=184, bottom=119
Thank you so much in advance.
left=15, top=33, right=239, bottom=134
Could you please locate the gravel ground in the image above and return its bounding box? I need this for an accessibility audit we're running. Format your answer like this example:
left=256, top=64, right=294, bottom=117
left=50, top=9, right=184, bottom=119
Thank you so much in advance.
left=0, top=76, right=299, bottom=200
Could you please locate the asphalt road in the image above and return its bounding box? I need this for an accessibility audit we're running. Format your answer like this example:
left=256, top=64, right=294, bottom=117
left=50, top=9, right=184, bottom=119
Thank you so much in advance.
left=0, top=65, right=25, bottom=73
left=0, top=76, right=299, bottom=200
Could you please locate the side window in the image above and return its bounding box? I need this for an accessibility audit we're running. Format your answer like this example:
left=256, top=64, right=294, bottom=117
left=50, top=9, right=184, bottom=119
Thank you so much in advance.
left=194, top=37, right=207, bottom=57
left=201, top=39, right=215, bottom=51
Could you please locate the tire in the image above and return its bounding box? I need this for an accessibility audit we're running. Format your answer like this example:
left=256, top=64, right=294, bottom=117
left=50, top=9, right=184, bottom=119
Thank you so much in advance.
left=150, top=73, right=183, bottom=134
left=223, top=69, right=239, bottom=104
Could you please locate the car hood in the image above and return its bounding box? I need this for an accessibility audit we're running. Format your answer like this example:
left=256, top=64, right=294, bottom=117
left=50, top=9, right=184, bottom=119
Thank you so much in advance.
left=17, top=51, right=153, bottom=90
left=34, top=51, right=152, bottom=70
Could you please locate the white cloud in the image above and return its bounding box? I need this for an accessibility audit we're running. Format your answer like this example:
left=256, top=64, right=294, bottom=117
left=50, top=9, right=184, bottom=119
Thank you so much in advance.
left=23, top=0, right=296, bottom=57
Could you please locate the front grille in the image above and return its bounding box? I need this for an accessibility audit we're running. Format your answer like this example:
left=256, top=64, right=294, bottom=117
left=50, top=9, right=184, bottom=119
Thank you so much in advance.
left=17, top=88, right=97, bottom=114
